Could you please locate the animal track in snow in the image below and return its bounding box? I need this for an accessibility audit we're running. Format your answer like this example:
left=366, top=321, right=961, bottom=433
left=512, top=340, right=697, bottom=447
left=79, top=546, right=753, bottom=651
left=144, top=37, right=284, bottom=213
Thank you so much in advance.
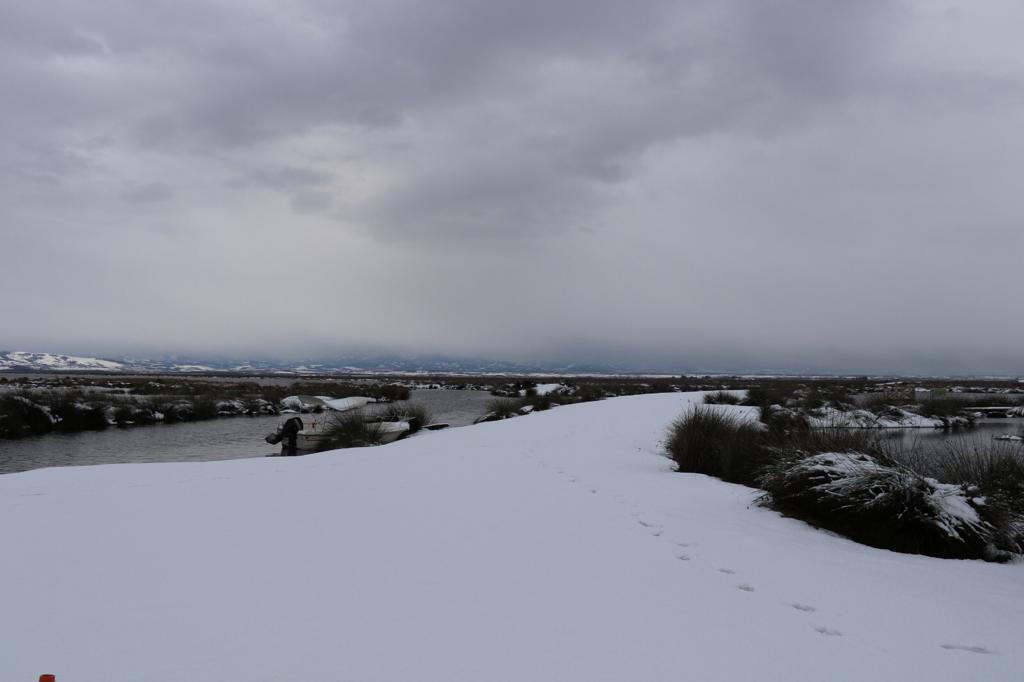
left=737, top=584, right=755, bottom=592
left=717, top=568, right=735, bottom=575
left=675, top=553, right=691, bottom=561
left=940, top=644, right=996, bottom=655
left=786, top=603, right=816, bottom=613
left=811, top=625, right=842, bottom=637
left=635, top=519, right=663, bottom=536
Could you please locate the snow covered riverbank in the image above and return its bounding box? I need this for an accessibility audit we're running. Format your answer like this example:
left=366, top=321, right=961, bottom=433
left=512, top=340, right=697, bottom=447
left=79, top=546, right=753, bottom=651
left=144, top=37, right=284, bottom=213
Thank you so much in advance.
left=2, top=393, right=1021, bottom=681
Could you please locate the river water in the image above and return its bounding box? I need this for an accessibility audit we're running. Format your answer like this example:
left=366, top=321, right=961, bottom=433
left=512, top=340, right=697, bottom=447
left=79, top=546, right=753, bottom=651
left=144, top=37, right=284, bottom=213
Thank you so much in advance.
left=0, top=389, right=495, bottom=475
left=3, top=390, right=1020, bottom=476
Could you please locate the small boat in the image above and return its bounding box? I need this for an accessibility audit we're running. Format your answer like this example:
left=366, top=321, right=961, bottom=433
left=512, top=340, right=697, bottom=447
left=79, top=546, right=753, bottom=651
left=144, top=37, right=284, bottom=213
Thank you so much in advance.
left=294, top=419, right=411, bottom=451
left=266, top=414, right=411, bottom=453
left=278, top=395, right=376, bottom=413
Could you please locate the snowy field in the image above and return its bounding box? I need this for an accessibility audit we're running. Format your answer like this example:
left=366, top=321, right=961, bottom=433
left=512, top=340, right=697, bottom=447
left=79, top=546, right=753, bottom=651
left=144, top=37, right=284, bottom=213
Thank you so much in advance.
left=2, top=392, right=1021, bottom=681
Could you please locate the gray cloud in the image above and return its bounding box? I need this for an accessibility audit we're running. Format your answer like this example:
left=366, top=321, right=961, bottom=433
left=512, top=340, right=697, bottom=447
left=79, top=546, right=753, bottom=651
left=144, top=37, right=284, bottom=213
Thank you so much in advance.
left=2, top=1, right=1023, bottom=374
left=122, top=182, right=174, bottom=204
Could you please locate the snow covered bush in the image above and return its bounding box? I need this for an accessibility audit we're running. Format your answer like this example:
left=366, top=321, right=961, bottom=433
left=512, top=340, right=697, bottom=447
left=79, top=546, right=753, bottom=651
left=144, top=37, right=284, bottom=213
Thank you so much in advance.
left=760, top=452, right=1021, bottom=561
left=884, top=439, right=1024, bottom=554
left=665, top=406, right=773, bottom=486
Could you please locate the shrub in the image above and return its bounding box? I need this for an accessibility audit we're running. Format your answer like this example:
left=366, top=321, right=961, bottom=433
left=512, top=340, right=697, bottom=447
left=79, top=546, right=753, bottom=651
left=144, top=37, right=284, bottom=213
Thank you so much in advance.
left=860, top=393, right=898, bottom=412
left=50, top=399, right=109, bottom=432
left=373, top=384, right=411, bottom=402
left=665, top=407, right=774, bottom=486
left=320, top=411, right=388, bottom=450
left=521, top=394, right=555, bottom=412
left=486, top=398, right=523, bottom=419
left=882, top=438, right=1024, bottom=534
left=759, top=452, right=1020, bottom=560
left=703, top=390, right=741, bottom=405
left=758, top=405, right=810, bottom=440
left=743, top=385, right=793, bottom=408
left=190, top=398, right=220, bottom=421
left=916, top=397, right=969, bottom=418
left=0, top=395, right=55, bottom=437
left=373, top=402, right=433, bottom=433
left=786, top=425, right=882, bottom=456
left=579, top=385, right=607, bottom=402
left=113, top=405, right=134, bottom=427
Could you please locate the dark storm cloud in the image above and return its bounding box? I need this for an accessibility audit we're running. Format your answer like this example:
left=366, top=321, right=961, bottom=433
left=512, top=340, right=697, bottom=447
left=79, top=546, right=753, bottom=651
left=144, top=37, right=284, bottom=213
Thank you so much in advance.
left=2, top=1, right=1023, bottom=374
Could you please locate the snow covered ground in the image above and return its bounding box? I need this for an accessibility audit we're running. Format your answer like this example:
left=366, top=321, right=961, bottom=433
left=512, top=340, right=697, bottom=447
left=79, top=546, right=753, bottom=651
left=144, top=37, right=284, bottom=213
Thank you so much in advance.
left=1, top=393, right=1021, bottom=681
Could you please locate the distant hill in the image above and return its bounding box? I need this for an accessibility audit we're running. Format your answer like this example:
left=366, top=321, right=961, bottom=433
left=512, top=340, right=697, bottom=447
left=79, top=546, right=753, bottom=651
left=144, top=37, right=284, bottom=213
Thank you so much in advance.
left=0, top=350, right=632, bottom=376
left=0, top=351, right=125, bottom=372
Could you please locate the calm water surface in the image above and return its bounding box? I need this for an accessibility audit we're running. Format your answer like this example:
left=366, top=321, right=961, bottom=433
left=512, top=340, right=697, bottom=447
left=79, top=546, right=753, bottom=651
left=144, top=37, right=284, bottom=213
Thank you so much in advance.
left=0, top=389, right=495, bottom=475
left=3, top=392, right=1019, bottom=476
left=890, top=419, right=1024, bottom=453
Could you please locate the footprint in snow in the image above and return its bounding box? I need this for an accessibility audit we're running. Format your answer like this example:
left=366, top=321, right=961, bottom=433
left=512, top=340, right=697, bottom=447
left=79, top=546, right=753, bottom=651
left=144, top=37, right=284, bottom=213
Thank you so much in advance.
left=786, top=603, right=816, bottom=613
left=811, top=625, right=842, bottom=637
left=676, top=553, right=691, bottom=561
left=940, top=644, right=996, bottom=655
left=636, top=521, right=662, bottom=536
left=589, top=488, right=598, bottom=494
left=717, top=568, right=736, bottom=575
left=737, top=584, right=755, bottom=592
left=676, top=542, right=691, bottom=548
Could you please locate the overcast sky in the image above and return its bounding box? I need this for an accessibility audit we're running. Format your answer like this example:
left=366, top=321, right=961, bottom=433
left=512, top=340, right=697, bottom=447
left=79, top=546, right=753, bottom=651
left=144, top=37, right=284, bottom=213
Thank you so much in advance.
left=2, top=1, right=1023, bottom=374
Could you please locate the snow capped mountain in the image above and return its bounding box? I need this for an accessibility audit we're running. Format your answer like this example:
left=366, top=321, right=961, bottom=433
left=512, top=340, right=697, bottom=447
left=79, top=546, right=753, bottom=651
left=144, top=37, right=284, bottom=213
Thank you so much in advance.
left=0, top=351, right=124, bottom=372
left=0, top=350, right=629, bottom=375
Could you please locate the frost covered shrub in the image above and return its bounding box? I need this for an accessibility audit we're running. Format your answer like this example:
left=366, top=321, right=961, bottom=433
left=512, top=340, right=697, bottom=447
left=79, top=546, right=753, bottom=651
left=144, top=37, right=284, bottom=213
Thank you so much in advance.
left=881, top=439, right=1024, bottom=553
left=703, top=390, right=741, bottom=405
left=760, top=452, right=1019, bottom=561
left=665, top=407, right=774, bottom=486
